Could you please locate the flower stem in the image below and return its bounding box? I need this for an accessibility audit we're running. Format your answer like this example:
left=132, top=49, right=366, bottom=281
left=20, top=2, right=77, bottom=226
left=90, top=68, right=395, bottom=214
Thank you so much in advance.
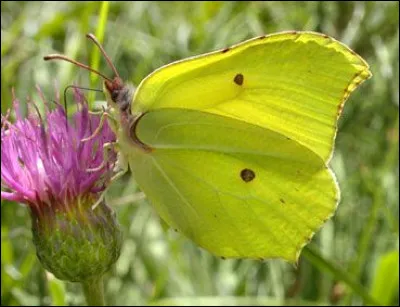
left=82, top=276, right=105, bottom=306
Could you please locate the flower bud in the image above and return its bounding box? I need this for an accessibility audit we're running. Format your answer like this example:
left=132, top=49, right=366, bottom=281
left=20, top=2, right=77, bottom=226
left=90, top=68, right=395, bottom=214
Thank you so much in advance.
left=32, top=197, right=122, bottom=282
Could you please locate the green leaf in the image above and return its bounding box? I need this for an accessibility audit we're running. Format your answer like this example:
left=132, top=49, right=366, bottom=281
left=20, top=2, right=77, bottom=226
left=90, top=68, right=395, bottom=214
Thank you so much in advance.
left=47, top=274, right=67, bottom=306
left=19, top=253, right=36, bottom=277
left=1, top=226, right=13, bottom=264
left=370, top=250, right=399, bottom=306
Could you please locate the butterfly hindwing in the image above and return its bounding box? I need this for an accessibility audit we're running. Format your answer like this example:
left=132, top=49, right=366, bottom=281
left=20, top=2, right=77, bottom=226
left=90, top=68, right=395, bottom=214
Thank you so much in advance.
left=127, top=109, right=338, bottom=262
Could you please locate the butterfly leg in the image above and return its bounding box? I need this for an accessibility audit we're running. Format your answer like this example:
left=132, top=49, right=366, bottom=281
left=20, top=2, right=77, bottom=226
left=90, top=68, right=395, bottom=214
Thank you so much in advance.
left=82, top=110, right=111, bottom=143
left=90, top=141, right=127, bottom=210
left=111, top=150, right=128, bottom=179
left=86, top=141, right=118, bottom=173
left=88, top=110, right=105, bottom=115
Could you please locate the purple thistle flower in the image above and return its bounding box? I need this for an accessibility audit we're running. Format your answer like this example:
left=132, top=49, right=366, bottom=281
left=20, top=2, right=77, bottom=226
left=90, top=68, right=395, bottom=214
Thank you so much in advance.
left=1, top=87, right=116, bottom=215
left=1, top=87, right=122, bottom=283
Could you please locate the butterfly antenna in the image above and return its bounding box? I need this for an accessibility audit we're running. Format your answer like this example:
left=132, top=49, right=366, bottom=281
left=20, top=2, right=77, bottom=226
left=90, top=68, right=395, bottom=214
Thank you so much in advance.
left=43, top=54, right=113, bottom=83
left=61, top=85, right=104, bottom=129
left=86, top=33, right=120, bottom=79
left=63, top=85, right=103, bottom=112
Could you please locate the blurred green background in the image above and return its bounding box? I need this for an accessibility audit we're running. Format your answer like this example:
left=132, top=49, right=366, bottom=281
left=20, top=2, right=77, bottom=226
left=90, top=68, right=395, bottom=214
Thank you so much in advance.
left=1, top=1, right=398, bottom=306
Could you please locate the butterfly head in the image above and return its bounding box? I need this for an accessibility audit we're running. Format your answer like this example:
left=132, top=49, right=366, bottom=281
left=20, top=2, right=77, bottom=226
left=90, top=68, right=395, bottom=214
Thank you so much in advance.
left=103, top=76, right=134, bottom=115
left=43, top=34, right=151, bottom=152
left=43, top=33, right=134, bottom=116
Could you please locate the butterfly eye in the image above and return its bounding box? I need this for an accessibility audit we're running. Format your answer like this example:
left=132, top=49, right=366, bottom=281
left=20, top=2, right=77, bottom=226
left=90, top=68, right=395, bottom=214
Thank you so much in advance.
left=111, top=90, right=119, bottom=102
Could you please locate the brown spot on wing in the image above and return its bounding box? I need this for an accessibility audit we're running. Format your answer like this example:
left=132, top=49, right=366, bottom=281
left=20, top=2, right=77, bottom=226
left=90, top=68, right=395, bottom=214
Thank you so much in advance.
left=234, top=73, right=244, bottom=85
left=240, top=169, right=255, bottom=182
left=222, top=47, right=230, bottom=53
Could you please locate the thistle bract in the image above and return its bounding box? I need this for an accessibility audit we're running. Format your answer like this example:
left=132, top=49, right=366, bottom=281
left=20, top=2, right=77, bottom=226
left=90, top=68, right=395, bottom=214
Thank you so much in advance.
left=1, top=88, right=122, bottom=282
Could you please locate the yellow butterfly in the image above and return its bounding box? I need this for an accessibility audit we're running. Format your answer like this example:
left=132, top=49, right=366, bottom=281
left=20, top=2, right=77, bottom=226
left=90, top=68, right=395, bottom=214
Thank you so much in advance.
left=45, top=31, right=371, bottom=263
